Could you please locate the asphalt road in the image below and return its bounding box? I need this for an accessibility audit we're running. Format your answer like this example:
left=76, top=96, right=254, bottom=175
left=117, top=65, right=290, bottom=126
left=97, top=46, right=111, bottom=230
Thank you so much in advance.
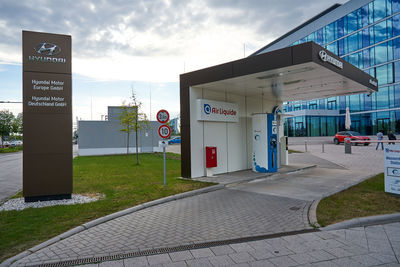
left=0, top=152, right=22, bottom=203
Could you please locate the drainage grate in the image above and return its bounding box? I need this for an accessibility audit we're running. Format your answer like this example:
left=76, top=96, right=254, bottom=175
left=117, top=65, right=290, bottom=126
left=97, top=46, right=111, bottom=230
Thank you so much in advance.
left=27, top=229, right=318, bottom=267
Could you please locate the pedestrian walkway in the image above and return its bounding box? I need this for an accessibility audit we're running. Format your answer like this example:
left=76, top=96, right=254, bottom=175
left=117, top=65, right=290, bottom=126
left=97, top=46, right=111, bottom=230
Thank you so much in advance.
left=11, top=189, right=311, bottom=266
left=79, top=222, right=400, bottom=266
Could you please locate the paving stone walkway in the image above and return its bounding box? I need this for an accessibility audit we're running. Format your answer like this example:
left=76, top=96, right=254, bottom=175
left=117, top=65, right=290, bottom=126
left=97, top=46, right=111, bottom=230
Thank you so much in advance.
left=80, top=222, right=400, bottom=267
left=12, top=189, right=311, bottom=266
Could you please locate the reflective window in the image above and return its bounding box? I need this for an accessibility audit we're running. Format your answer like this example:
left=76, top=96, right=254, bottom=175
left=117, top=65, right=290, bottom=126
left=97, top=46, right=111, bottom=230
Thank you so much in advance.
left=393, top=0, right=400, bottom=13
left=388, top=0, right=393, bottom=15
left=393, top=15, right=400, bottom=36
left=327, top=42, right=338, bottom=54
left=376, top=86, right=390, bottom=108
left=375, top=42, right=388, bottom=64
left=363, top=28, right=370, bottom=47
left=374, top=0, right=387, bottom=22
left=347, top=10, right=359, bottom=33
left=374, top=21, right=388, bottom=43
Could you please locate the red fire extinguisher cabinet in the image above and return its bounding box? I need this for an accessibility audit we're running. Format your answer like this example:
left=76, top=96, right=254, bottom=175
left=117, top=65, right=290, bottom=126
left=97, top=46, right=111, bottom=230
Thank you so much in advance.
left=205, top=146, right=217, bottom=168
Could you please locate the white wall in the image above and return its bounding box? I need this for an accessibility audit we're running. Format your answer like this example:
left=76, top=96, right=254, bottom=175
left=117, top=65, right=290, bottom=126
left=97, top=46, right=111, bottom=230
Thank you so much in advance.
left=190, top=86, right=282, bottom=178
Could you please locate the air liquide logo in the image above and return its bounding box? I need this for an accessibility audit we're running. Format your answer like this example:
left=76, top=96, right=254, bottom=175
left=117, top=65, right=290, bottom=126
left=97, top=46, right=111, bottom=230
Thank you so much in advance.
left=204, top=104, right=211, bottom=115
left=319, top=50, right=343, bottom=69
left=28, top=42, right=66, bottom=64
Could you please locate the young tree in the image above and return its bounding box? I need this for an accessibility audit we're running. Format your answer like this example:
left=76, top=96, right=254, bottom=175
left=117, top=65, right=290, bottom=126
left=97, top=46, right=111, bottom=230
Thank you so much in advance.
left=119, top=92, right=149, bottom=165
left=12, top=113, right=23, bottom=134
left=0, top=110, right=15, bottom=147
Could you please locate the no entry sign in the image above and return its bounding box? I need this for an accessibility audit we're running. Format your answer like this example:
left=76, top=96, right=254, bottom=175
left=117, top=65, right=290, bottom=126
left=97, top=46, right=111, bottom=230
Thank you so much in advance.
left=158, top=125, right=171, bottom=139
left=157, top=109, right=169, bottom=124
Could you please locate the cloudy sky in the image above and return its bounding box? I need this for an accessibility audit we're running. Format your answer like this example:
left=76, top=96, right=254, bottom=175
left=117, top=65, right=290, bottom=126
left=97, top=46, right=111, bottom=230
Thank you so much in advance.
left=0, top=0, right=347, bottom=126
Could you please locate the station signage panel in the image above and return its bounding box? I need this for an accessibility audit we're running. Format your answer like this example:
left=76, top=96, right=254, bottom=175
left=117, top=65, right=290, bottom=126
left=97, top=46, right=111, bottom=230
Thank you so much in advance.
left=197, top=99, right=239, bottom=123
left=22, top=30, right=72, bottom=201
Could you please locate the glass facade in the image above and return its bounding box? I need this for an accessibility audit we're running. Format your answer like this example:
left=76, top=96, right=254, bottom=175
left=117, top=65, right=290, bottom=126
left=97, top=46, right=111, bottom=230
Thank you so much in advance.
left=284, top=0, right=400, bottom=137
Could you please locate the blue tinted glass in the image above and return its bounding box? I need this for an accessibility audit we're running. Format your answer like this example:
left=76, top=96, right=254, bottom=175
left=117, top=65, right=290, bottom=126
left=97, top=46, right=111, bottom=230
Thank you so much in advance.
left=376, top=86, right=389, bottom=109
left=388, top=0, right=393, bottom=15
left=348, top=33, right=358, bottom=52
left=361, top=5, right=369, bottom=27
left=365, top=93, right=372, bottom=110
left=338, top=39, right=344, bottom=56
left=349, top=53, right=359, bottom=66
left=374, top=21, right=387, bottom=43
left=388, top=40, right=393, bottom=60
left=390, top=86, right=395, bottom=108
left=363, top=28, right=370, bottom=47
left=338, top=17, right=344, bottom=38
left=358, top=51, right=364, bottom=68
left=370, top=47, right=376, bottom=65
left=319, top=99, right=325, bottom=109
left=325, top=23, right=335, bottom=43
left=375, top=42, right=388, bottom=64
left=327, top=42, right=338, bottom=54
left=388, top=62, right=394, bottom=83
left=393, top=0, right=400, bottom=13
left=374, top=0, right=387, bottom=21
left=363, top=49, right=370, bottom=68
left=393, top=37, right=400, bottom=58
left=317, top=29, right=323, bottom=45
left=393, top=15, right=400, bottom=36
left=395, top=85, right=400, bottom=107
left=347, top=10, right=358, bottom=33
left=395, top=61, right=400, bottom=82
left=339, top=96, right=346, bottom=110
left=388, top=17, right=393, bottom=38
left=369, top=2, right=375, bottom=24
left=376, top=64, right=389, bottom=84
left=350, top=95, right=360, bottom=111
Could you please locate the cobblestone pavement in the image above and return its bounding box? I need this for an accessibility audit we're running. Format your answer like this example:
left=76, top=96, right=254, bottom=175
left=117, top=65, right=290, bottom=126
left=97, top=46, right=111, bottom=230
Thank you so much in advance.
left=79, top=222, right=400, bottom=267
left=12, top=189, right=311, bottom=266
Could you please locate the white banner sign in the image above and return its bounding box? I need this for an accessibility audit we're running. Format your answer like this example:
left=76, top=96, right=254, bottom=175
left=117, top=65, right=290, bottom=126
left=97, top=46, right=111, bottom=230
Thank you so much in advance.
left=384, top=145, right=400, bottom=195
left=197, top=99, right=239, bottom=122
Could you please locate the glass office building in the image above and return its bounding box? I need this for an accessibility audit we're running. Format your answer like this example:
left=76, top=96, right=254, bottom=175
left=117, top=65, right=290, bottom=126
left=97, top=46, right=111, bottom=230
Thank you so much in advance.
left=254, top=0, right=400, bottom=137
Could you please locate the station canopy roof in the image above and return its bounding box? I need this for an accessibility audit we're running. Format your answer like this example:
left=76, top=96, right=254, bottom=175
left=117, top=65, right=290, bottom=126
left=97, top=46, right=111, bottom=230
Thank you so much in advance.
left=181, top=42, right=378, bottom=102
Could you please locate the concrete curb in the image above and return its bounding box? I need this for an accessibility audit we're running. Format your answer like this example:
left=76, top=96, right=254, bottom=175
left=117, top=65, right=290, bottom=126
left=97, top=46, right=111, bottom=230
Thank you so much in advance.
left=1, top=184, right=224, bottom=267
left=308, top=199, right=321, bottom=228
left=322, top=212, right=400, bottom=231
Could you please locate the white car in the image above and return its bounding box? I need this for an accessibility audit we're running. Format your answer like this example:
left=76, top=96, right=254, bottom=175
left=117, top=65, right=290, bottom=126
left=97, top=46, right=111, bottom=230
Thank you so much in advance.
left=9, top=140, right=23, bottom=147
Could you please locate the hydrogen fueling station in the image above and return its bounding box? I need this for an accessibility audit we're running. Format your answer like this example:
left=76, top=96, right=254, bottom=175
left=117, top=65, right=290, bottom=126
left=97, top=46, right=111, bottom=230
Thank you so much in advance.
left=180, top=42, right=378, bottom=179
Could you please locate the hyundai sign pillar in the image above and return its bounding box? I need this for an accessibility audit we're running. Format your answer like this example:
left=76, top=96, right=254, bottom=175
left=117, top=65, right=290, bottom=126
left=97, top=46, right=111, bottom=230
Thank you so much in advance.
left=252, top=114, right=277, bottom=173
left=22, top=31, right=72, bottom=202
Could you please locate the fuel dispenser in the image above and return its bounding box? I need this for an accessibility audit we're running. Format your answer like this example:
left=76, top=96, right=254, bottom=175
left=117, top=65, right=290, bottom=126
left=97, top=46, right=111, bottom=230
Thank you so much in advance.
left=252, top=113, right=278, bottom=173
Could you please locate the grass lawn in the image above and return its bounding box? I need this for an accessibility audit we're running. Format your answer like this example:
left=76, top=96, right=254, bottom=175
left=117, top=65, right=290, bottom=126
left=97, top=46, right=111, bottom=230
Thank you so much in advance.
left=317, top=173, right=400, bottom=227
left=0, top=153, right=214, bottom=262
left=0, top=146, right=23, bottom=153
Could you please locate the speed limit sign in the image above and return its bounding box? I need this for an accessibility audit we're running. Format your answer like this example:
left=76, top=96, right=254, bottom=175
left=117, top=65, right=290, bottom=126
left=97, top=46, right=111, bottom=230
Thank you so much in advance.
left=157, top=109, right=170, bottom=124
left=158, top=125, right=171, bottom=139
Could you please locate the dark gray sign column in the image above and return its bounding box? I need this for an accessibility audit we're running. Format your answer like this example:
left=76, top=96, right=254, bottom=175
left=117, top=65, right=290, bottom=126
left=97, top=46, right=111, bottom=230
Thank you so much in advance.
left=22, top=30, right=72, bottom=202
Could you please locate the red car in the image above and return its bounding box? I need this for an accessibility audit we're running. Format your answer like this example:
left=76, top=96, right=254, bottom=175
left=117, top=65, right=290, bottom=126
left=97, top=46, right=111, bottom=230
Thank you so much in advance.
left=333, top=131, right=370, bottom=146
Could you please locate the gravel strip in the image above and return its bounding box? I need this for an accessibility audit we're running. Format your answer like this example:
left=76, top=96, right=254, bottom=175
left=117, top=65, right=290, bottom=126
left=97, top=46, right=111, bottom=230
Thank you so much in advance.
left=0, top=194, right=100, bottom=211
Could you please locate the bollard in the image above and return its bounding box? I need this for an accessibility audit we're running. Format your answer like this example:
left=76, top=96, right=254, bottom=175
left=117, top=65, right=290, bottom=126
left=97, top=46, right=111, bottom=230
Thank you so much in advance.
left=322, top=143, right=325, bottom=153
left=305, top=141, right=308, bottom=152
left=344, top=138, right=351, bottom=154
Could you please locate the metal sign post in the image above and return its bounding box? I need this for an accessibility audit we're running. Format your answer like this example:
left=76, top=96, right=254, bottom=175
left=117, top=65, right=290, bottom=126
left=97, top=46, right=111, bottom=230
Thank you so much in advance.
left=157, top=109, right=170, bottom=187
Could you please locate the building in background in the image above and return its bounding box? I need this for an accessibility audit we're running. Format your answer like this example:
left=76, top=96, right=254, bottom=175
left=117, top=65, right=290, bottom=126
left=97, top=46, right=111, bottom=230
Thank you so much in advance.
left=254, top=0, right=400, bottom=137
left=169, top=117, right=180, bottom=135
left=78, top=106, right=164, bottom=156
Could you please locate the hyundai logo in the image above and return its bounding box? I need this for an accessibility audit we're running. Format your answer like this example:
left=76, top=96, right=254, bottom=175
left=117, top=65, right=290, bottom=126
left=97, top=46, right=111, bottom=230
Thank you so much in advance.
left=319, top=50, right=327, bottom=61
left=34, top=43, right=61, bottom=56
left=204, top=104, right=211, bottom=115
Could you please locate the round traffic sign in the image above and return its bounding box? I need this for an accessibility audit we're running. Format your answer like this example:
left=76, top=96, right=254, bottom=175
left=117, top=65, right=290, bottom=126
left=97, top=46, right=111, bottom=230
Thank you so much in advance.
left=158, top=125, right=171, bottom=139
left=157, top=109, right=170, bottom=124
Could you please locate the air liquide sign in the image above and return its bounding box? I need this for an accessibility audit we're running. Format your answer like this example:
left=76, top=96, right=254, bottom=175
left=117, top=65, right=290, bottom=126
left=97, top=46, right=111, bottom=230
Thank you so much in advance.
left=197, top=99, right=239, bottom=122
left=319, top=50, right=343, bottom=69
